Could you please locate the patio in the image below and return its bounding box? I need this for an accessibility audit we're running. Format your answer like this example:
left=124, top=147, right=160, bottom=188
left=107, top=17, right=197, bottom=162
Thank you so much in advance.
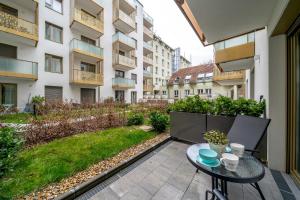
left=75, top=141, right=291, bottom=200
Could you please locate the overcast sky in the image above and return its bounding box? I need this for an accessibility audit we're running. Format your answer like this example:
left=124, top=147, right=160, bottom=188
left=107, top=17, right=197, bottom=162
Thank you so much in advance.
left=139, top=0, right=214, bottom=66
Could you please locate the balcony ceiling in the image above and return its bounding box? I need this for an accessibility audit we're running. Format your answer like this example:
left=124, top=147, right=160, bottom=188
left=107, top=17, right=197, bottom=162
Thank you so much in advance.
left=76, top=0, right=103, bottom=15
left=14, top=0, right=37, bottom=11
left=219, top=58, right=254, bottom=72
left=182, top=0, right=279, bottom=44
left=120, top=0, right=135, bottom=15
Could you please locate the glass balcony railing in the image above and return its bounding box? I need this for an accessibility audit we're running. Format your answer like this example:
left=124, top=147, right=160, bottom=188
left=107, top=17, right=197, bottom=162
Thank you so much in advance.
left=0, top=10, right=38, bottom=40
left=143, top=11, right=153, bottom=25
left=112, top=77, right=135, bottom=88
left=143, top=26, right=153, bottom=38
left=143, top=42, right=153, bottom=51
left=0, top=56, right=38, bottom=79
left=143, top=70, right=152, bottom=77
left=72, top=67, right=103, bottom=85
left=70, top=39, right=103, bottom=58
left=113, top=54, right=136, bottom=69
left=73, top=8, right=103, bottom=33
left=214, top=32, right=255, bottom=51
left=113, top=32, right=136, bottom=49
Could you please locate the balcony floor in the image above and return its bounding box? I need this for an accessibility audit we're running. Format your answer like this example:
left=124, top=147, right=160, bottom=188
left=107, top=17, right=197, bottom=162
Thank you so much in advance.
left=76, top=141, right=298, bottom=200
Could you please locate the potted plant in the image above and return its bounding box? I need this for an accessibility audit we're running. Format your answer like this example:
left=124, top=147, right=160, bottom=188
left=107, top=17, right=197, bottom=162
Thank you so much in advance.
left=204, top=130, right=229, bottom=155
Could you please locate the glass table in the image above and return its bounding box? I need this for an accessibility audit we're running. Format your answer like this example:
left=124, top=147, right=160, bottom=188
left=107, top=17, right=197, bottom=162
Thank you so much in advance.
left=186, top=143, right=266, bottom=200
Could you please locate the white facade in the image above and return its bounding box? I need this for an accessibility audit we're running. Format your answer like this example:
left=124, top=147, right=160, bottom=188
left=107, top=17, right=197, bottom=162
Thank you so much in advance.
left=0, top=0, right=151, bottom=110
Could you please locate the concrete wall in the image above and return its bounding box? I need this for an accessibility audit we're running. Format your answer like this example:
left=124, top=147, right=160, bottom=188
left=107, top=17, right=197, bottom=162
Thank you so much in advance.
left=268, top=34, right=287, bottom=171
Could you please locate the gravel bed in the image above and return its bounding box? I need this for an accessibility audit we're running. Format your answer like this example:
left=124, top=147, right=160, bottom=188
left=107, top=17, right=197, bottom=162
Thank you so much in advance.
left=21, top=132, right=170, bottom=200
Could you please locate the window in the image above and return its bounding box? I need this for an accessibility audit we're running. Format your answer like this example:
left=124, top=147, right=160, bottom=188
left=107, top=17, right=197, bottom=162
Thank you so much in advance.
left=155, top=56, right=158, bottom=64
left=155, top=78, right=158, bottom=85
left=206, top=89, right=212, bottom=94
left=167, top=53, right=169, bottom=58
left=81, top=36, right=96, bottom=46
left=131, top=73, right=137, bottom=84
left=46, top=0, right=63, bottom=13
left=167, top=62, right=169, bottom=67
left=206, top=72, right=213, bottom=80
left=45, top=86, right=63, bottom=103
left=0, top=83, right=17, bottom=106
left=197, top=89, right=204, bottom=95
left=0, top=3, right=18, bottom=17
left=155, top=67, right=158, bottom=74
left=162, top=69, right=164, bottom=76
left=197, top=73, right=205, bottom=82
left=174, top=90, right=178, bottom=97
left=162, top=49, right=164, bottom=56
left=115, top=70, right=125, bottom=78
left=81, top=88, right=96, bottom=104
left=162, top=59, right=165, bottom=67
left=174, top=77, right=180, bottom=84
left=45, top=22, right=63, bottom=43
left=156, top=45, right=158, bottom=53
left=45, top=54, right=63, bottom=73
left=162, top=91, right=167, bottom=95
left=185, top=89, right=190, bottom=96
left=80, top=62, right=96, bottom=72
left=185, top=75, right=191, bottom=84
left=115, top=90, right=125, bottom=102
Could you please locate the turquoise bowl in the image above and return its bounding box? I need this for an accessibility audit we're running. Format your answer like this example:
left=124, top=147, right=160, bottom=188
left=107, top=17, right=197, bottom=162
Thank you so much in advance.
left=199, top=149, right=218, bottom=164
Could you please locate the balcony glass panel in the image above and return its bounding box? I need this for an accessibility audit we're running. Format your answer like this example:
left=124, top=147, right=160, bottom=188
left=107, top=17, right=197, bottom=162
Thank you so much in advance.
left=143, top=70, right=152, bottom=77
left=73, top=8, right=103, bottom=32
left=0, top=56, right=38, bottom=77
left=143, top=42, right=153, bottom=50
left=70, top=39, right=103, bottom=57
left=143, top=11, right=153, bottom=25
left=113, top=32, right=135, bottom=48
left=112, top=77, right=135, bottom=88
left=0, top=10, right=38, bottom=39
left=72, top=67, right=102, bottom=84
left=214, top=33, right=255, bottom=50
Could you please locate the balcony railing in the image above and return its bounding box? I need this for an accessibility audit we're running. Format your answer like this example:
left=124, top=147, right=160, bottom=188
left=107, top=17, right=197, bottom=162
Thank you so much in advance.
left=214, top=33, right=255, bottom=50
left=143, top=56, right=153, bottom=65
left=113, top=32, right=136, bottom=49
left=71, top=68, right=103, bottom=86
left=143, top=26, right=153, bottom=38
left=143, top=70, right=152, bottom=78
left=0, top=10, right=38, bottom=41
left=117, top=9, right=135, bottom=28
left=73, top=8, right=103, bottom=33
left=113, top=54, right=136, bottom=69
left=123, top=0, right=136, bottom=9
left=70, top=39, right=103, bottom=59
left=143, top=42, right=153, bottom=51
left=0, top=56, right=38, bottom=80
left=213, top=70, right=245, bottom=81
left=112, top=77, right=135, bottom=89
left=143, top=11, right=153, bottom=26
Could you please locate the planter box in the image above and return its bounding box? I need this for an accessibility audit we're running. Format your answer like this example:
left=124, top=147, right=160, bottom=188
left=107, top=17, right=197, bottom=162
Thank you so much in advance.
left=170, top=112, right=206, bottom=143
left=206, top=115, right=235, bottom=134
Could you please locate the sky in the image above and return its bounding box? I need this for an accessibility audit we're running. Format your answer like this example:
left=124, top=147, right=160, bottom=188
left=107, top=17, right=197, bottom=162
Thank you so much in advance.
left=139, top=0, right=214, bottom=66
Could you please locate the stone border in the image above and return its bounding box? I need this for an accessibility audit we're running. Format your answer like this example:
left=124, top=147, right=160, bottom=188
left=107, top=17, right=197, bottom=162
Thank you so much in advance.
left=55, top=136, right=172, bottom=200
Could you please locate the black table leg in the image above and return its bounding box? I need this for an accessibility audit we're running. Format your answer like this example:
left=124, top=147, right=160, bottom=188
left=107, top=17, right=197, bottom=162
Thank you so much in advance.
left=254, top=182, right=265, bottom=200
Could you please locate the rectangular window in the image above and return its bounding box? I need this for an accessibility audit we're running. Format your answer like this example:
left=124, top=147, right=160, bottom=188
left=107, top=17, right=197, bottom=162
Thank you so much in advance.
left=162, top=91, right=167, bottom=95
left=0, top=83, right=17, bottom=106
left=156, top=45, right=158, bottom=53
left=131, top=73, right=137, bottom=84
left=0, top=3, right=18, bottom=16
left=81, top=36, right=96, bottom=46
left=155, top=67, right=158, bottom=74
left=155, top=78, right=158, bottom=85
left=80, top=62, right=96, bottom=73
left=45, top=54, right=63, bottom=73
left=45, top=22, right=63, bottom=43
left=162, top=59, right=164, bottom=67
left=162, top=49, right=164, bottom=56
left=45, top=86, right=63, bottom=103
left=162, top=69, right=164, bottom=76
left=155, top=56, right=158, bottom=64
left=46, top=0, right=63, bottom=13
left=197, top=89, right=203, bottom=94
left=115, top=90, right=125, bottom=102
left=115, top=70, right=125, bottom=78
left=81, top=88, right=96, bottom=104
left=174, top=90, right=178, bottom=97
left=185, top=89, right=190, bottom=96
left=206, top=89, right=212, bottom=94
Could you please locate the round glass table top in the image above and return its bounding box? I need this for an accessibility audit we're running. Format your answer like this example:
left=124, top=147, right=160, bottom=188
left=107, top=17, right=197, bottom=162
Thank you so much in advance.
left=186, top=143, right=265, bottom=183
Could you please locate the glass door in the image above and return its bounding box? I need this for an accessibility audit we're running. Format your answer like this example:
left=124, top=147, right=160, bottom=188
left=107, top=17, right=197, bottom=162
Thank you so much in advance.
left=0, top=83, right=17, bottom=106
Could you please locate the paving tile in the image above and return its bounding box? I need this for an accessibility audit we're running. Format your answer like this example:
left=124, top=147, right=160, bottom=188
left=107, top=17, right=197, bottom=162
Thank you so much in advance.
left=109, top=177, right=136, bottom=198
left=89, top=187, right=120, bottom=200
left=124, top=185, right=152, bottom=200
left=152, top=183, right=184, bottom=200
left=139, top=171, right=166, bottom=195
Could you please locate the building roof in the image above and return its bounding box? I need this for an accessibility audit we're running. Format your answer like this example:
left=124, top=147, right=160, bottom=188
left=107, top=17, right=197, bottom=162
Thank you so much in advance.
left=168, top=63, right=215, bottom=84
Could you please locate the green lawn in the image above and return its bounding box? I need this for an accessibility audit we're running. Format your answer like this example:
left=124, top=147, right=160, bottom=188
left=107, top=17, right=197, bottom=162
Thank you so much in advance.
left=0, top=126, right=156, bottom=199
left=0, top=113, right=33, bottom=124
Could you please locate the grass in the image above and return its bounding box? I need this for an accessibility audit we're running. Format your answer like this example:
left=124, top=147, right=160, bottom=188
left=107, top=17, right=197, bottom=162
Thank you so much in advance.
left=0, top=126, right=156, bottom=199
left=0, top=113, right=33, bottom=124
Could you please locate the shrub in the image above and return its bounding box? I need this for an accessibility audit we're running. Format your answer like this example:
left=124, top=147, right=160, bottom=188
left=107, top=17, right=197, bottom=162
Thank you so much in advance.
left=0, top=127, right=23, bottom=177
left=168, top=96, right=213, bottom=114
left=214, top=96, right=236, bottom=116
left=127, top=113, right=144, bottom=126
left=31, top=95, right=45, bottom=104
left=149, top=112, right=169, bottom=133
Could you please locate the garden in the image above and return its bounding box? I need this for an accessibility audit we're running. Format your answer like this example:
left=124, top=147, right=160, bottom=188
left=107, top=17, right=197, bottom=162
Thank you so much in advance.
left=0, top=95, right=265, bottom=199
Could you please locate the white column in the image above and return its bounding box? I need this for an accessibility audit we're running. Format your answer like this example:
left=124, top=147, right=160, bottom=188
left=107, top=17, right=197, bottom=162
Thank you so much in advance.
left=233, top=85, right=238, bottom=100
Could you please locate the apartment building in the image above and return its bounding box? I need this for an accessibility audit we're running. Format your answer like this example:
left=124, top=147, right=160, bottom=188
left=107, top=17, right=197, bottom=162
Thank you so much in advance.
left=172, top=47, right=191, bottom=73
left=167, top=64, right=238, bottom=99
left=0, top=0, right=153, bottom=110
left=175, top=0, right=300, bottom=183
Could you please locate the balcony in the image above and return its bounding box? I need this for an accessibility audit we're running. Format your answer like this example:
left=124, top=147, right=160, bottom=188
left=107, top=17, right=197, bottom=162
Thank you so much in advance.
left=119, top=0, right=136, bottom=14
left=112, top=77, right=135, bottom=89
left=143, top=42, right=153, bottom=55
left=113, top=32, right=136, bottom=51
left=143, top=56, right=153, bottom=67
left=0, top=10, right=38, bottom=46
left=70, top=39, right=103, bottom=61
left=70, top=67, right=103, bottom=86
left=143, top=26, right=153, bottom=42
left=0, top=56, right=38, bottom=80
left=213, top=69, right=245, bottom=86
left=143, top=84, right=153, bottom=92
left=113, top=9, right=135, bottom=34
left=214, top=33, right=255, bottom=71
left=143, top=11, right=153, bottom=29
left=113, top=54, right=136, bottom=71
left=70, top=8, right=104, bottom=39
left=143, top=70, right=152, bottom=78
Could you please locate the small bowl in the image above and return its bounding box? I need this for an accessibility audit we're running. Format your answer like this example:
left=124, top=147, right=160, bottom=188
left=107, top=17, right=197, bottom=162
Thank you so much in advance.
left=199, top=149, right=218, bottom=164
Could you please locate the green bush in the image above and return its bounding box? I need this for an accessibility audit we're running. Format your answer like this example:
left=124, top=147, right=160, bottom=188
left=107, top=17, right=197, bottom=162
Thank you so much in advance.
left=0, top=127, right=23, bottom=177
left=31, top=95, right=45, bottom=104
left=168, top=95, right=265, bottom=117
left=127, top=113, right=144, bottom=126
left=149, top=112, right=169, bottom=133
